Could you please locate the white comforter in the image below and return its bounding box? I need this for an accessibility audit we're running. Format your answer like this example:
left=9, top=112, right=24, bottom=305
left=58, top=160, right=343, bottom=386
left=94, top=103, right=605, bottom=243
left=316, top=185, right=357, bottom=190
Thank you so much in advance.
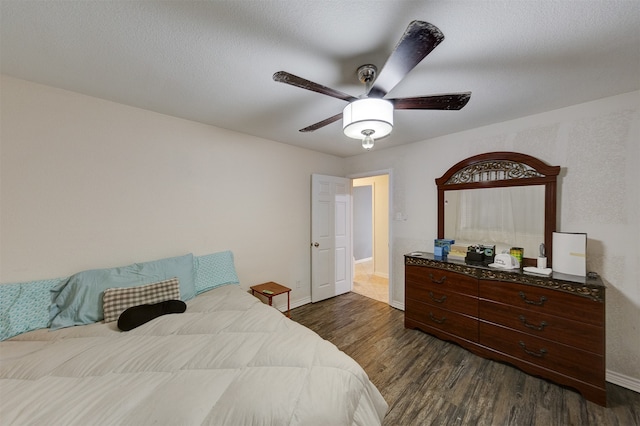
left=0, top=285, right=387, bottom=425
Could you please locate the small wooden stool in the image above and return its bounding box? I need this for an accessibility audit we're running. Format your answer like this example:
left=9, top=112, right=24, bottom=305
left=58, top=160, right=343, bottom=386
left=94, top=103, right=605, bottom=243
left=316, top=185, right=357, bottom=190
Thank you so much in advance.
left=250, top=281, right=291, bottom=318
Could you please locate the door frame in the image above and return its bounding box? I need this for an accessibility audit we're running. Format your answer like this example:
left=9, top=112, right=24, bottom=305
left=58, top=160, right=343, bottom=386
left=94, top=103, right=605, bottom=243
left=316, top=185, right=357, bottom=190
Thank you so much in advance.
left=348, top=169, right=393, bottom=306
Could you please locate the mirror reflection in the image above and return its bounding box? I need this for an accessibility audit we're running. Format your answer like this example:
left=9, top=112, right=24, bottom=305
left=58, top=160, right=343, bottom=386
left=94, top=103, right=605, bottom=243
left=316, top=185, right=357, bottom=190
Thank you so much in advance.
left=444, top=185, right=545, bottom=258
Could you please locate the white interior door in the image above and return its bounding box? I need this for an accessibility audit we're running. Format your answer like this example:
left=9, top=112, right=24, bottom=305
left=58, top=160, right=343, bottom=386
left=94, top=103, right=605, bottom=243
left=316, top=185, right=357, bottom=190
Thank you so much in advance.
left=311, top=174, right=352, bottom=303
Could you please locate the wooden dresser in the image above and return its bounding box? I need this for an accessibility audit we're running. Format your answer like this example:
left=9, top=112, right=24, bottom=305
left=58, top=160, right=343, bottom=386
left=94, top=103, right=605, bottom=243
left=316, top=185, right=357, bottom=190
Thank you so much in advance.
left=405, top=252, right=606, bottom=406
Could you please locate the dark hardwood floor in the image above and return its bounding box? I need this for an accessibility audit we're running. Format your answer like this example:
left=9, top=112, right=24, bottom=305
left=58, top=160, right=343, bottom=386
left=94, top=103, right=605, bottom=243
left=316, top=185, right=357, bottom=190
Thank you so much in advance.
left=290, top=292, right=640, bottom=426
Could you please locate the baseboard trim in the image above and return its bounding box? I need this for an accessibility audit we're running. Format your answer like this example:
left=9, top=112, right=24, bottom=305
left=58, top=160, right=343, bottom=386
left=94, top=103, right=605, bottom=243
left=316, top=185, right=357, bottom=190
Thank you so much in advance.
left=606, top=369, right=640, bottom=393
left=374, top=272, right=390, bottom=279
left=391, top=300, right=405, bottom=311
left=275, top=296, right=311, bottom=313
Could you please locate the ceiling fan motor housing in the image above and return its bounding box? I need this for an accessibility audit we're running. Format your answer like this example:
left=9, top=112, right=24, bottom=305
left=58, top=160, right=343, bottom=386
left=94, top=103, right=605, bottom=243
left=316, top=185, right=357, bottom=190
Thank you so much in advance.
left=357, top=64, right=377, bottom=86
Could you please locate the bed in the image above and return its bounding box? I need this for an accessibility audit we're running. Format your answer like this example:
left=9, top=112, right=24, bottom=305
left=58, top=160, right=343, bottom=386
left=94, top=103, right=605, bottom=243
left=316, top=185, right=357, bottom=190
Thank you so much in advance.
left=0, top=252, right=388, bottom=425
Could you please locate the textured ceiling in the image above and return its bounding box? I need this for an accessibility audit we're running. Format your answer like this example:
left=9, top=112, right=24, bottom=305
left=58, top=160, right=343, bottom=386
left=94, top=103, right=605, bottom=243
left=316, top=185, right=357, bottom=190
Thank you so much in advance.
left=2, top=1, right=639, bottom=157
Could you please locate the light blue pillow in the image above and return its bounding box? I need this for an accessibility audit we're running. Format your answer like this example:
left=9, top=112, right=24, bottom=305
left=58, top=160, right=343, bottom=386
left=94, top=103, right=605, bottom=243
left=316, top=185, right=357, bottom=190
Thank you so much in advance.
left=0, top=278, right=65, bottom=340
left=49, top=253, right=195, bottom=330
left=194, top=251, right=240, bottom=294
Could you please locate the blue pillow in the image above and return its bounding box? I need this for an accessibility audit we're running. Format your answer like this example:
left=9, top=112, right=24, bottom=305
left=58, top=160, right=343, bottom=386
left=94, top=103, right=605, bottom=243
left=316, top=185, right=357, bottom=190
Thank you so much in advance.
left=1, top=278, right=65, bottom=340
left=194, top=251, right=240, bottom=294
left=49, top=253, right=195, bottom=330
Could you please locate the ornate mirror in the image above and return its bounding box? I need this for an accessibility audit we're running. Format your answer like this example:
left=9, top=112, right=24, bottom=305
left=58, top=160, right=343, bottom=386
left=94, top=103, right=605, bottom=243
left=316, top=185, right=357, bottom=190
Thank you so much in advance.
left=436, top=152, right=560, bottom=267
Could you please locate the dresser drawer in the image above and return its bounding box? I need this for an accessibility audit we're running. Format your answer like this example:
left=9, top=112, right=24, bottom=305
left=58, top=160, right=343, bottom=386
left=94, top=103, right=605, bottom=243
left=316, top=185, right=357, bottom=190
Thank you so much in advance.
left=479, top=322, right=604, bottom=387
left=406, top=298, right=478, bottom=342
left=406, top=265, right=477, bottom=297
left=479, top=300, right=604, bottom=354
left=479, top=280, right=604, bottom=326
left=407, top=279, right=478, bottom=317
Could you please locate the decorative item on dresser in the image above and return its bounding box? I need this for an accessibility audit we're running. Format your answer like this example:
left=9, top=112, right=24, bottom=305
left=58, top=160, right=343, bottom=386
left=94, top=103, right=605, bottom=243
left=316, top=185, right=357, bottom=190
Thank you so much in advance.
left=404, top=253, right=606, bottom=406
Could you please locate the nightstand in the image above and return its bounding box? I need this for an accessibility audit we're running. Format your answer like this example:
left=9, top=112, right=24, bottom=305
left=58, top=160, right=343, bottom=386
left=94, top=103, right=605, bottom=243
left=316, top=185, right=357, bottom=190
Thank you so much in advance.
left=250, top=281, right=291, bottom=318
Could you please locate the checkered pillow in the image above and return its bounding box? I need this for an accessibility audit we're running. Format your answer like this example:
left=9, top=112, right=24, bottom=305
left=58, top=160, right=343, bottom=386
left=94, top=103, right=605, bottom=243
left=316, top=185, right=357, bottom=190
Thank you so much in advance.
left=103, top=277, right=180, bottom=323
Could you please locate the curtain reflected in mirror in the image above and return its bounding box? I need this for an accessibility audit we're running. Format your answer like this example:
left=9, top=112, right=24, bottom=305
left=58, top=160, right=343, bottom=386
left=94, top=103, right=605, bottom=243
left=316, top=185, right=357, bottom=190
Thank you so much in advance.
left=444, top=186, right=545, bottom=257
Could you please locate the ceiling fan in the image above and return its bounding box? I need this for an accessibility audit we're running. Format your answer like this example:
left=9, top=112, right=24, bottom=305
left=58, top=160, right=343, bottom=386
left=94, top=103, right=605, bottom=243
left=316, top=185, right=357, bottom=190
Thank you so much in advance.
left=273, top=20, right=471, bottom=150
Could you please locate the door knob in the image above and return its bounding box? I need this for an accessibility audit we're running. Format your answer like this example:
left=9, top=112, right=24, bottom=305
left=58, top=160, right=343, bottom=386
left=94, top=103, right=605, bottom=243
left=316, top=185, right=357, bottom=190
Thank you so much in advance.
left=313, top=242, right=320, bottom=247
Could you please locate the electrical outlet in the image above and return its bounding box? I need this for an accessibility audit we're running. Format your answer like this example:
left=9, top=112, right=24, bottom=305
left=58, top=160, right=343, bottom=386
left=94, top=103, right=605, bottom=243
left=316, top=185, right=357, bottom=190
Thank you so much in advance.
left=296, top=280, right=301, bottom=288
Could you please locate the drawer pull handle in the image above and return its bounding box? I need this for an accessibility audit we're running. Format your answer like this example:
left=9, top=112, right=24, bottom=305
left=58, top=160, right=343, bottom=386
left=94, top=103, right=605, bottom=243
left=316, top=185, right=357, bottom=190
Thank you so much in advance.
left=428, top=292, right=447, bottom=303
left=519, top=341, right=547, bottom=358
left=519, top=291, right=547, bottom=306
left=519, top=315, right=547, bottom=331
left=429, top=312, right=447, bottom=324
left=428, top=273, right=447, bottom=284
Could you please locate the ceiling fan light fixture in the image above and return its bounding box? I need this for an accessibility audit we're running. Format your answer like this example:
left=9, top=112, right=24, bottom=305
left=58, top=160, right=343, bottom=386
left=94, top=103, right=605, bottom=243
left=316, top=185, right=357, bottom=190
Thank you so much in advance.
left=343, top=98, right=393, bottom=142
left=361, top=130, right=375, bottom=150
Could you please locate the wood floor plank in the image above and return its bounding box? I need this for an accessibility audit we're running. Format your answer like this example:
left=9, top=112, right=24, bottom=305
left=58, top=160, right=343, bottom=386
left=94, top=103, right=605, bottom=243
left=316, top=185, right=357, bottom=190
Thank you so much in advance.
left=291, top=292, right=640, bottom=426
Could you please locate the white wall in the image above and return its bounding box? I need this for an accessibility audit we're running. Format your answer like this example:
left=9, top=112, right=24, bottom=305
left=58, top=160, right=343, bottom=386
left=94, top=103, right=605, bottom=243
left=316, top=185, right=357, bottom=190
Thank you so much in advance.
left=345, top=91, right=640, bottom=389
left=0, top=76, right=344, bottom=307
left=352, top=185, right=373, bottom=261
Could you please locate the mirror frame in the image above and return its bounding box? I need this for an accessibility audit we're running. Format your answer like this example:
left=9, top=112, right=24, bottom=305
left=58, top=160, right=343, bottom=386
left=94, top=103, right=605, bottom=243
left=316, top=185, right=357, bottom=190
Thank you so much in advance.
left=436, top=152, right=561, bottom=267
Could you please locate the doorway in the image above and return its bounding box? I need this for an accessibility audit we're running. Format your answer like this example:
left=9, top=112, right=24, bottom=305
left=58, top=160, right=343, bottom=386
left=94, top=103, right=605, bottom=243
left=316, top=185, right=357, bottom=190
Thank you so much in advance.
left=352, top=174, right=389, bottom=304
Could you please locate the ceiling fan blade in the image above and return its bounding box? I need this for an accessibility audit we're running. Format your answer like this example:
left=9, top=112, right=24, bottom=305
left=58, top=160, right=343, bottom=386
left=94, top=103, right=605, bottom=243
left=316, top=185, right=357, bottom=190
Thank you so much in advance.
left=273, top=71, right=358, bottom=103
left=392, top=92, right=471, bottom=110
left=299, top=113, right=343, bottom=132
left=368, top=21, right=445, bottom=98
